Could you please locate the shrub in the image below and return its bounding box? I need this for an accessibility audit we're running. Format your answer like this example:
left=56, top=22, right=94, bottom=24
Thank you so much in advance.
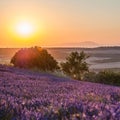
left=84, top=72, right=97, bottom=82
left=11, top=46, right=59, bottom=72
left=61, top=51, right=89, bottom=80
left=96, top=71, right=120, bottom=86
left=84, top=70, right=120, bottom=86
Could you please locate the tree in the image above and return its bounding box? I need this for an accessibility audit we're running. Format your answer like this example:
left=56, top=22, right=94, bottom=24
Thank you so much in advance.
left=61, top=51, right=89, bottom=80
left=11, top=46, right=59, bottom=72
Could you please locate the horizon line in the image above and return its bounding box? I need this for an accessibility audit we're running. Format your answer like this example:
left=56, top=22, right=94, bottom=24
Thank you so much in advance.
left=0, top=45, right=120, bottom=49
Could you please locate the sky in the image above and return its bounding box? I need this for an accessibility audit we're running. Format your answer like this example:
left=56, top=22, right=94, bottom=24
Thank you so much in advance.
left=0, top=0, right=120, bottom=47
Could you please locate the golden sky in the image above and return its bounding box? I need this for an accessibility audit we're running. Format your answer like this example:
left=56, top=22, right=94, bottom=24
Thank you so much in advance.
left=0, top=0, right=120, bottom=47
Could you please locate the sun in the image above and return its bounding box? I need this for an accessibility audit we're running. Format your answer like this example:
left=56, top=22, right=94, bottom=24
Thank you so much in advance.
left=9, top=17, right=45, bottom=41
left=15, top=21, right=35, bottom=37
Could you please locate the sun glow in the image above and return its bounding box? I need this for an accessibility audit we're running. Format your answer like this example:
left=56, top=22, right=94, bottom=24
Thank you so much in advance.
left=7, top=16, right=46, bottom=45
left=15, top=21, right=35, bottom=37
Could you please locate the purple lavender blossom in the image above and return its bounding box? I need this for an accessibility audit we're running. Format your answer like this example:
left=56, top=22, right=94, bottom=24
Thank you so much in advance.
left=0, top=65, right=120, bottom=119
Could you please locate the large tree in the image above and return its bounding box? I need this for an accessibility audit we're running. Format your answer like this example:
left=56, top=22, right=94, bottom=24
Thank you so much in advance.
left=61, top=51, right=89, bottom=80
left=11, top=47, right=59, bottom=72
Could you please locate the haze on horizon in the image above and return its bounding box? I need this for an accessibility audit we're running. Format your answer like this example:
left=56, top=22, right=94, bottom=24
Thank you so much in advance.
left=0, top=0, right=120, bottom=48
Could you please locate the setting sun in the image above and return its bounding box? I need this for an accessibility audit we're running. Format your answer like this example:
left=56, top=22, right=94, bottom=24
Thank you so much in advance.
left=6, top=17, right=45, bottom=45
left=15, top=21, right=35, bottom=37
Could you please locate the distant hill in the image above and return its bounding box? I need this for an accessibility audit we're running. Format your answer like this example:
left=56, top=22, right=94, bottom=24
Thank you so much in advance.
left=77, top=41, right=99, bottom=47
left=61, top=41, right=100, bottom=47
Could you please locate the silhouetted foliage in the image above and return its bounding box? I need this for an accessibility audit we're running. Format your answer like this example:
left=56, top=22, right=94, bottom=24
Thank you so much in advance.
left=84, top=72, right=97, bottom=82
left=11, top=47, right=59, bottom=71
left=84, top=71, right=120, bottom=86
left=96, top=71, right=120, bottom=86
left=61, top=51, right=89, bottom=80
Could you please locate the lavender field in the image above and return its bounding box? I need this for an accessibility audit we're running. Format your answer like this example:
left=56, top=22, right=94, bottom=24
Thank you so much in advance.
left=0, top=65, right=120, bottom=120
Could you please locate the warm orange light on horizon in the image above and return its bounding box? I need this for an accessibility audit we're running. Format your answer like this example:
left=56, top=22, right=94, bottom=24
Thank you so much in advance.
left=6, top=16, right=46, bottom=43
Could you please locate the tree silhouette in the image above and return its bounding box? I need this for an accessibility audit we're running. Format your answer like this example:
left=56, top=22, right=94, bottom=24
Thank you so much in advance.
left=61, top=51, right=89, bottom=80
left=11, top=47, right=59, bottom=72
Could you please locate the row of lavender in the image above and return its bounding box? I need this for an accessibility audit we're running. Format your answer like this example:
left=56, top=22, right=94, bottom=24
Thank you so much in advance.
left=0, top=65, right=120, bottom=119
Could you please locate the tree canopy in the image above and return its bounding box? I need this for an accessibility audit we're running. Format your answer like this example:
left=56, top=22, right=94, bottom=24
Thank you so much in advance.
left=61, top=51, right=89, bottom=80
left=11, top=47, right=59, bottom=71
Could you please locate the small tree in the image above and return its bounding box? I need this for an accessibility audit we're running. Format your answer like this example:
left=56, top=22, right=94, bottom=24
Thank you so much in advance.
left=61, top=51, right=89, bottom=80
left=11, top=47, right=59, bottom=72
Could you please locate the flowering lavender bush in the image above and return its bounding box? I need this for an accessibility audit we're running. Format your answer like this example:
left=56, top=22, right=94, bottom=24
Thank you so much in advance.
left=0, top=65, right=120, bottom=120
